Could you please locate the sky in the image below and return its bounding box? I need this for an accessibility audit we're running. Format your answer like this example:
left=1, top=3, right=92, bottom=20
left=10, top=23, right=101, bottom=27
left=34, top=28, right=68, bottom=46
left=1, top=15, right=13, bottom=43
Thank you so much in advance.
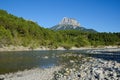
left=0, top=0, right=120, bottom=32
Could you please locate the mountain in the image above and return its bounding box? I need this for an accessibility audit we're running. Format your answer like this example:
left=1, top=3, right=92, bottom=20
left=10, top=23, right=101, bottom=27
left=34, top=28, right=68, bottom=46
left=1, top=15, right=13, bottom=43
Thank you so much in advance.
left=50, top=17, right=97, bottom=32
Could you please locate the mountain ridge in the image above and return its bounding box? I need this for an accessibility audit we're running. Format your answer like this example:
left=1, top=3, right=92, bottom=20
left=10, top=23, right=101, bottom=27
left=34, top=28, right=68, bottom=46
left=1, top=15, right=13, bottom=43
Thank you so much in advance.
left=50, top=17, right=97, bottom=32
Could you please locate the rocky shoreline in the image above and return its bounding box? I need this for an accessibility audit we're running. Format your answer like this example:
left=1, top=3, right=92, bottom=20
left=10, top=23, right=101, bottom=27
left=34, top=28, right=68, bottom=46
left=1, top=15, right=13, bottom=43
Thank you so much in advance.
left=1, top=56, right=120, bottom=80
left=53, top=53, right=120, bottom=80
left=0, top=66, right=61, bottom=80
left=0, top=45, right=120, bottom=52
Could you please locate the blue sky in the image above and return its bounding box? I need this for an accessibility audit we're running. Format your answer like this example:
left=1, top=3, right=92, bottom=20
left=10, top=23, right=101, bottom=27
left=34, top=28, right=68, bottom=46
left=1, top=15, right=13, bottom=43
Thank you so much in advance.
left=0, top=0, right=120, bottom=32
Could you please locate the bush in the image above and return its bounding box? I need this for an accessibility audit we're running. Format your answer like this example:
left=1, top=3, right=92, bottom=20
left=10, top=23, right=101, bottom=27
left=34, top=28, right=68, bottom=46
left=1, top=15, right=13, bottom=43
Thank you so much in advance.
left=62, top=44, right=72, bottom=50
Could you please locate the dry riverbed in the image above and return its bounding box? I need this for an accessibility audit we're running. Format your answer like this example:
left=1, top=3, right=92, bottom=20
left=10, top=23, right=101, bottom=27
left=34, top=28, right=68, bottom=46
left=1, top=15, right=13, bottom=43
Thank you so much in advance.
left=0, top=66, right=62, bottom=80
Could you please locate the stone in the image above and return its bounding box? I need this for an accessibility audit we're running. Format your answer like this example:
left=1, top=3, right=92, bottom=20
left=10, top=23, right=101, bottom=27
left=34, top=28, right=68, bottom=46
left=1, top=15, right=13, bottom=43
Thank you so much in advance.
left=99, top=73, right=104, bottom=79
left=0, top=78, right=4, bottom=80
left=117, top=74, right=120, bottom=77
left=70, top=60, right=74, bottom=63
left=94, top=69, right=103, bottom=74
left=80, top=72, right=86, bottom=77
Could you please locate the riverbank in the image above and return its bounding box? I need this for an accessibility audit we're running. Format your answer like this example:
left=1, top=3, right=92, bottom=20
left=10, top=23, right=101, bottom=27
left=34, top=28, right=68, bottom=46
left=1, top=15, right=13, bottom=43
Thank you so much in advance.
left=53, top=53, right=120, bottom=80
left=0, top=66, right=61, bottom=80
left=0, top=45, right=64, bottom=51
left=0, top=50, right=120, bottom=80
left=0, top=45, right=120, bottom=52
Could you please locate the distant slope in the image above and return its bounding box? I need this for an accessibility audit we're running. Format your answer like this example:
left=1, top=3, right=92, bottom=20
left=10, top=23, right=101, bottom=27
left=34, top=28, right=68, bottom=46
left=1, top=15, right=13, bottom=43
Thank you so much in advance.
left=51, top=24, right=97, bottom=32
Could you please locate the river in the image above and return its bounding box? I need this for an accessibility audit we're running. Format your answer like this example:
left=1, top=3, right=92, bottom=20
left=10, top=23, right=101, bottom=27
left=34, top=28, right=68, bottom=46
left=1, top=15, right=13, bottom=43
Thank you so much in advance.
left=0, top=49, right=120, bottom=74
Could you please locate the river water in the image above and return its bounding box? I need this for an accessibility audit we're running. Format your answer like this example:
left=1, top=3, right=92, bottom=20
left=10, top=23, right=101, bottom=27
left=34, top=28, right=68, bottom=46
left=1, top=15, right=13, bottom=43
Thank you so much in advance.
left=0, top=50, right=120, bottom=74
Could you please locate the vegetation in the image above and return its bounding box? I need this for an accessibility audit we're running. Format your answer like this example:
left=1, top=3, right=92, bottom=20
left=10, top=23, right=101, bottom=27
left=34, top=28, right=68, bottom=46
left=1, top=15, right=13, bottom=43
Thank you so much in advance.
left=0, top=9, right=120, bottom=49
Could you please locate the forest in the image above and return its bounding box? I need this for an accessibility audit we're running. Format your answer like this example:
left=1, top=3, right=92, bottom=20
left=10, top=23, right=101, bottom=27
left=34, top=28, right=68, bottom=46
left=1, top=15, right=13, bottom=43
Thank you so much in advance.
left=0, top=10, right=120, bottom=49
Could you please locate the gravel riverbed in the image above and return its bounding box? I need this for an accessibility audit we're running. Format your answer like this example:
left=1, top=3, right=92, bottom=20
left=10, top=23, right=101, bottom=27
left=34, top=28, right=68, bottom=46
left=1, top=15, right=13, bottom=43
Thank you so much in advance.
left=53, top=53, right=120, bottom=80
left=0, top=66, right=61, bottom=80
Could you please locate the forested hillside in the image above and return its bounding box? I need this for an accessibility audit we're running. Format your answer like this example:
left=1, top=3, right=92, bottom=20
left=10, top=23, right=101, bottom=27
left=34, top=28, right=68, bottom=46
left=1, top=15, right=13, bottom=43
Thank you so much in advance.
left=0, top=10, right=120, bottom=49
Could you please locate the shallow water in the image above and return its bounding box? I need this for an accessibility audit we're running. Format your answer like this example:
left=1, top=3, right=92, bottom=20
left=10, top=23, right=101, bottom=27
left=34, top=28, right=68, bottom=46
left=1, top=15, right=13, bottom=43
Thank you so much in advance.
left=90, top=51, right=120, bottom=63
left=0, top=50, right=120, bottom=74
left=0, top=50, right=80, bottom=74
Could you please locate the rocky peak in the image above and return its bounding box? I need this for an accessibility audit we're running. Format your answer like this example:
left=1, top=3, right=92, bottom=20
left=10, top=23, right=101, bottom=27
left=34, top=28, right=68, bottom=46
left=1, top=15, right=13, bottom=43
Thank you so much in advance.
left=50, top=17, right=97, bottom=32
left=59, top=17, right=80, bottom=27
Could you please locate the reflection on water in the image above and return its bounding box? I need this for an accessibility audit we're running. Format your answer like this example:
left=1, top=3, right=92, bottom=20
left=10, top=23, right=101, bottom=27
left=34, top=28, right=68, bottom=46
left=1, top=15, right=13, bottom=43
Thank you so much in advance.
left=0, top=50, right=81, bottom=74
left=0, top=50, right=59, bottom=74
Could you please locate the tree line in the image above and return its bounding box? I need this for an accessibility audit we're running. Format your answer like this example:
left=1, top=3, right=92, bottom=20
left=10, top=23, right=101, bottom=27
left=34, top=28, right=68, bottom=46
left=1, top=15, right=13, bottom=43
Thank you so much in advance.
left=0, top=10, right=120, bottom=49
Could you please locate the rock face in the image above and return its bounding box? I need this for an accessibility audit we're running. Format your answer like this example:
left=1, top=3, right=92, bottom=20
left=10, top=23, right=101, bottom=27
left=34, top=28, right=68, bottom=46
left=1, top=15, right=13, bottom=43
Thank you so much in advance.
left=59, top=17, right=80, bottom=27
left=50, top=17, right=97, bottom=32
